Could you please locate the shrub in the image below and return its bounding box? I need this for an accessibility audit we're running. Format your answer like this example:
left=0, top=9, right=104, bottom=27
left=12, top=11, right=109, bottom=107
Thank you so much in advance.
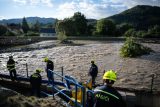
left=124, top=29, right=137, bottom=37
left=5, top=30, right=16, bottom=36
left=136, top=30, right=148, bottom=38
left=120, top=37, right=152, bottom=57
left=146, top=25, right=160, bottom=38
left=57, top=32, right=67, bottom=43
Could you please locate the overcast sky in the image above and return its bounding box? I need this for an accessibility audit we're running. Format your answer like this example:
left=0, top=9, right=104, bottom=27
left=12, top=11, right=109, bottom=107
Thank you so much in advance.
left=0, top=0, right=159, bottom=20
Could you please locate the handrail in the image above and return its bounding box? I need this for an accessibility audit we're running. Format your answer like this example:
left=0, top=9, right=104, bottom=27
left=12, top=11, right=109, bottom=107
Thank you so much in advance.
left=86, top=90, right=94, bottom=107
left=49, top=69, right=86, bottom=107
left=49, top=69, right=82, bottom=87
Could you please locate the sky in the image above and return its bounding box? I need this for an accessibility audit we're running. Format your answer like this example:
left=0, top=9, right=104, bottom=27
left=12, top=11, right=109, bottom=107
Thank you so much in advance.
left=0, top=0, right=159, bottom=20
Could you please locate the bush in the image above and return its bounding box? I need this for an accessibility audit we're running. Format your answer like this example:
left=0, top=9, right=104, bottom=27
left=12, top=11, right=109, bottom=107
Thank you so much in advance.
left=124, top=29, right=137, bottom=37
left=146, top=25, right=160, bottom=38
left=57, top=32, right=67, bottom=43
left=136, top=30, right=148, bottom=38
left=120, top=37, right=152, bottom=57
left=5, top=30, right=16, bottom=36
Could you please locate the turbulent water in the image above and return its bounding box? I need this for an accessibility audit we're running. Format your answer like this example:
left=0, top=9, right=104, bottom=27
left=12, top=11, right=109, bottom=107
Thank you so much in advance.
left=0, top=40, right=160, bottom=92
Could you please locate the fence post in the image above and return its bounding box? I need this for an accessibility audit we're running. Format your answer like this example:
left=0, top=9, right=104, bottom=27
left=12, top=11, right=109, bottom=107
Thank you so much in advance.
left=82, top=87, right=86, bottom=107
left=26, top=63, right=28, bottom=77
left=150, top=74, right=155, bottom=93
left=61, top=67, right=64, bottom=82
left=75, top=85, right=78, bottom=107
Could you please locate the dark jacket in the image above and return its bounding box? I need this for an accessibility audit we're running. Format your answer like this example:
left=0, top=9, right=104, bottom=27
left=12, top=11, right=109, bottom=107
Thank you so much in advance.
left=89, top=64, right=98, bottom=77
left=46, top=60, right=54, bottom=71
left=7, top=59, right=16, bottom=71
left=30, top=73, right=42, bottom=87
left=94, top=85, right=126, bottom=107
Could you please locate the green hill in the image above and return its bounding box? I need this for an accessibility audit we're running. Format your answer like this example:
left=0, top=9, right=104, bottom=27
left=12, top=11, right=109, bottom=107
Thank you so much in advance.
left=0, top=17, right=56, bottom=25
left=107, top=5, right=160, bottom=30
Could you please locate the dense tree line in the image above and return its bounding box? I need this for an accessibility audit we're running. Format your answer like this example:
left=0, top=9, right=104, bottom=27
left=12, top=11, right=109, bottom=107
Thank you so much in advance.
left=0, top=17, right=42, bottom=36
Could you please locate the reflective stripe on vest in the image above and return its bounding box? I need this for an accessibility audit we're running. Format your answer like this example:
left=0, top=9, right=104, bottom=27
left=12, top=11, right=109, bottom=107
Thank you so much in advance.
left=7, top=64, right=15, bottom=71
left=94, top=89, right=119, bottom=100
left=8, top=68, right=15, bottom=71
left=31, top=74, right=39, bottom=78
left=7, top=64, right=15, bottom=67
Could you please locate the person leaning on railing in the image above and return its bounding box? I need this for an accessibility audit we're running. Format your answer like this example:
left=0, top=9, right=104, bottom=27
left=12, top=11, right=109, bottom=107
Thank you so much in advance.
left=43, top=57, right=54, bottom=85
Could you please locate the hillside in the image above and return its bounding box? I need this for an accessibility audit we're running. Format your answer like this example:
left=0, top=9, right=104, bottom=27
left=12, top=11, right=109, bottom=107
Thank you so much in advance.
left=107, top=5, right=160, bottom=30
left=0, top=17, right=56, bottom=24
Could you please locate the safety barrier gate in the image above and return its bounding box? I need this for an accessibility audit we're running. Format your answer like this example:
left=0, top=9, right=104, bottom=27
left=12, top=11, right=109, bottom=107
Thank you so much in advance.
left=48, top=69, right=86, bottom=107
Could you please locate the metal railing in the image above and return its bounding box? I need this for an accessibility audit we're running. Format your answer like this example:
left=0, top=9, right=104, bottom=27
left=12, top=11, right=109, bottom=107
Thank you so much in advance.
left=48, top=69, right=86, bottom=107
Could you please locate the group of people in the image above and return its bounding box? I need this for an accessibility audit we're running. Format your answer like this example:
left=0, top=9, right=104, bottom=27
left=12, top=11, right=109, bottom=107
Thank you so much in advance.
left=6, top=56, right=126, bottom=107
left=7, top=56, right=54, bottom=97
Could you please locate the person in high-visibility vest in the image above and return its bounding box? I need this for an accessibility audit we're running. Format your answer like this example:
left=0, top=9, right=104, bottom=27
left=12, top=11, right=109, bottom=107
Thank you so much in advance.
left=93, top=70, right=126, bottom=107
left=7, top=56, right=17, bottom=81
left=30, top=69, right=42, bottom=97
left=43, top=57, right=54, bottom=85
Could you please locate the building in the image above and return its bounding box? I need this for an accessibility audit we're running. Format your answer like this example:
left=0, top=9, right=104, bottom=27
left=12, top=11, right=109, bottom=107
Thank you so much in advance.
left=40, top=28, right=56, bottom=37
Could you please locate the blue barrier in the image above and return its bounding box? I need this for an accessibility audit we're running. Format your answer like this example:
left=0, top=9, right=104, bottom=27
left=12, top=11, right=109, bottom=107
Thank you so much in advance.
left=86, top=90, right=94, bottom=107
left=49, top=69, right=86, bottom=107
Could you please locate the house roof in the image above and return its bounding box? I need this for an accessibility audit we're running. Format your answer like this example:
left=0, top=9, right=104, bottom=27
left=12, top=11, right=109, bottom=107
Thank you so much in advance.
left=40, top=28, right=56, bottom=33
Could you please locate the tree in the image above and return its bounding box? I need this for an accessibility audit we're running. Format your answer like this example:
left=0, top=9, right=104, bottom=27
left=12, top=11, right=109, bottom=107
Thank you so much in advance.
left=72, top=12, right=87, bottom=36
left=32, top=20, right=40, bottom=32
left=96, top=19, right=116, bottom=36
left=86, top=24, right=95, bottom=36
left=0, top=25, right=7, bottom=36
left=56, top=18, right=76, bottom=36
left=22, top=17, right=29, bottom=33
left=56, top=12, right=87, bottom=36
left=53, top=18, right=58, bottom=28
left=147, top=25, right=160, bottom=38
left=116, top=23, right=133, bottom=36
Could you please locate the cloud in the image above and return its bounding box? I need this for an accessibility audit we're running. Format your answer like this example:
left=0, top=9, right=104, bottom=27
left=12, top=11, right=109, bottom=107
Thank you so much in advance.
left=13, top=0, right=53, bottom=7
left=55, top=0, right=160, bottom=19
left=102, top=0, right=160, bottom=8
left=41, top=0, right=53, bottom=7
left=0, top=16, right=5, bottom=20
left=11, top=0, right=160, bottom=19
left=13, top=0, right=27, bottom=5
left=55, top=0, right=127, bottom=19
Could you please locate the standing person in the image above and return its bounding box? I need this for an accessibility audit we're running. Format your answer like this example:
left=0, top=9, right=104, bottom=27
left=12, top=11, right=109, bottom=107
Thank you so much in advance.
left=88, top=61, right=98, bottom=86
left=93, top=70, right=126, bottom=107
left=30, top=69, right=42, bottom=97
left=7, top=56, right=17, bottom=81
left=43, top=57, right=54, bottom=85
